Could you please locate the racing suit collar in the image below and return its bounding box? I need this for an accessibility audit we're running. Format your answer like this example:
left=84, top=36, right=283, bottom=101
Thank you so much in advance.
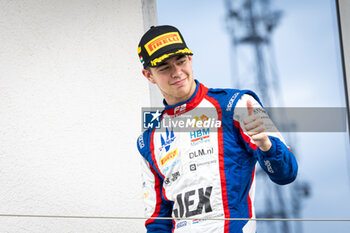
left=163, top=79, right=208, bottom=116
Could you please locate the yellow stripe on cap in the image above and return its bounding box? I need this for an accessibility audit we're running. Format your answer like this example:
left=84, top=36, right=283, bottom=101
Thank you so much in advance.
left=150, top=48, right=193, bottom=66
left=138, top=46, right=141, bottom=54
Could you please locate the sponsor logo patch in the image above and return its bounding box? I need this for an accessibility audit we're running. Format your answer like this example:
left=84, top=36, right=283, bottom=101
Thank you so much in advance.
left=164, top=171, right=180, bottom=185
left=193, top=114, right=209, bottom=127
left=190, top=128, right=210, bottom=146
left=145, top=32, right=183, bottom=56
left=174, top=104, right=187, bottom=116
left=160, top=128, right=176, bottom=152
left=189, top=164, right=197, bottom=171
left=264, top=160, right=274, bottom=173
left=176, top=221, right=187, bottom=229
left=142, top=192, right=149, bottom=199
left=163, top=159, right=180, bottom=174
left=226, top=93, right=239, bottom=111
left=160, top=148, right=178, bottom=166
left=173, top=186, right=213, bottom=218
left=189, top=147, right=214, bottom=159
left=190, top=160, right=217, bottom=172
left=138, top=135, right=145, bottom=149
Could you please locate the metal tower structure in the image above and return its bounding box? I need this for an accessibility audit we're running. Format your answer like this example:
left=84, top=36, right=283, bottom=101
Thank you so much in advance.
left=224, top=0, right=310, bottom=232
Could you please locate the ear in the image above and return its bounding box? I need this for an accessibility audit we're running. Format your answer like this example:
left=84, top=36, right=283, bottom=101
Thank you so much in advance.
left=142, top=68, right=156, bottom=84
left=188, top=55, right=193, bottom=63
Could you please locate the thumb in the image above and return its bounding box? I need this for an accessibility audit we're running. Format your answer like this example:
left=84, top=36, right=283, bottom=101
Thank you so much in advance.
left=247, top=99, right=253, bottom=116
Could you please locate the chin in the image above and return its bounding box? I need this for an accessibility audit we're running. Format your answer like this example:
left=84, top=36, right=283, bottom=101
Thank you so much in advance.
left=176, top=85, right=192, bottom=97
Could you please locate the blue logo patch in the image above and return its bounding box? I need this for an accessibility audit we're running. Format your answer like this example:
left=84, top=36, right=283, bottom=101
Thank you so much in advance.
left=160, top=128, right=176, bottom=152
left=138, top=135, right=145, bottom=149
left=176, top=221, right=187, bottom=228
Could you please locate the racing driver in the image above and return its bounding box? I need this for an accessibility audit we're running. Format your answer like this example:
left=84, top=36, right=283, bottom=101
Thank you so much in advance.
left=136, top=25, right=298, bottom=233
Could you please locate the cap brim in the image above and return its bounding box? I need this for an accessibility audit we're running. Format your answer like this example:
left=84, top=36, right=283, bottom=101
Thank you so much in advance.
left=148, top=48, right=193, bottom=67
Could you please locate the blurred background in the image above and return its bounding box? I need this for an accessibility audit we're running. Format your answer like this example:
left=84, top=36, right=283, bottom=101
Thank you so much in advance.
left=157, top=0, right=350, bottom=232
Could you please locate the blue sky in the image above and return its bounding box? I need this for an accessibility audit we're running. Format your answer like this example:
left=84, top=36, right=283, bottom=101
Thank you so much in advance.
left=157, top=0, right=350, bottom=232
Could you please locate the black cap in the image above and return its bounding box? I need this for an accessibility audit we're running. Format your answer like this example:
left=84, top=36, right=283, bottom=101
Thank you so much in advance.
left=137, top=25, right=193, bottom=68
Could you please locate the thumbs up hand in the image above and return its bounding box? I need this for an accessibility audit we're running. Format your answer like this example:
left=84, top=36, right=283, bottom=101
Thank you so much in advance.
left=243, top=100, right=272, bottom=151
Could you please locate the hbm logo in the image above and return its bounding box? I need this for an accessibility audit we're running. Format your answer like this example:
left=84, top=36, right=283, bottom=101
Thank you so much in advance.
left=143, top=110, right=162, bottom=129
left=190, top=128, right=210, bottom=146
left=159, top=128, right=176, bottom=152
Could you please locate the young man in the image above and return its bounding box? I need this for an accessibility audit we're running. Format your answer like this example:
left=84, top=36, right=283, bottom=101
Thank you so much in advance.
left=136, top=25, right=297, bottom=233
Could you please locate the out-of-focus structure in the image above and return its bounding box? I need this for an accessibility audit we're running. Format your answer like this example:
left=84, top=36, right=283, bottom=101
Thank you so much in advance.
left=336, top=0, right=350, bottom=141
left=224, top=0, right=311, bottom=232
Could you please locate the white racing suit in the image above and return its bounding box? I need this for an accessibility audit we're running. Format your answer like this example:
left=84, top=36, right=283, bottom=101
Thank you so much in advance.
left=137, top=80, right=298, bottom=233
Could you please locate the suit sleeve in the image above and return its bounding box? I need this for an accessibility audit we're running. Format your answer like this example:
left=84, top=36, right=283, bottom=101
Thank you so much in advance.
left=233, top=94, right=298, bottom=185
left=137, top=134, right=173, bottom=232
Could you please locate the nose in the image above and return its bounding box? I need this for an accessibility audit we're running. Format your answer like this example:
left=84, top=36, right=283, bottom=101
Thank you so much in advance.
left=171, top=64, right=182, bottom=79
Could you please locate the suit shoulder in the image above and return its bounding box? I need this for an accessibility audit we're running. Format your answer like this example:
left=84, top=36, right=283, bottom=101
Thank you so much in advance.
left=136, top=129, right=152, bottom=156
left=207, top=87, right=239, bottom=95
left=206, top=87, right=263, bottom=113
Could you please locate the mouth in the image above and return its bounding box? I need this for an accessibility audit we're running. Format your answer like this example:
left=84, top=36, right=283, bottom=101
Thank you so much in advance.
left=171, top=79, right=186, bottom=86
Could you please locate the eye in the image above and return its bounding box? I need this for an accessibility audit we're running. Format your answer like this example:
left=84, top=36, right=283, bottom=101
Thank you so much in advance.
left=178, top=59, right=186, bottom=65
left=159, top=66, right=169, bottom=71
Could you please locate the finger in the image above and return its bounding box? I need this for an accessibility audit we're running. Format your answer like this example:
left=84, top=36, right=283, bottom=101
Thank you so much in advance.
left=247, top=125, right=265, bottom=136
left=251, top=133, right=269, bottom=142
left=244, top=118, right=263, bottom=131
left=243, top=114, right=259, bottom=125
left=247, top=99, right=253, bottom=116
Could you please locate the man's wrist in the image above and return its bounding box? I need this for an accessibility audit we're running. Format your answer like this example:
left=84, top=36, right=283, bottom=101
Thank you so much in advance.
left=259, top=137, right=272, bottom=152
